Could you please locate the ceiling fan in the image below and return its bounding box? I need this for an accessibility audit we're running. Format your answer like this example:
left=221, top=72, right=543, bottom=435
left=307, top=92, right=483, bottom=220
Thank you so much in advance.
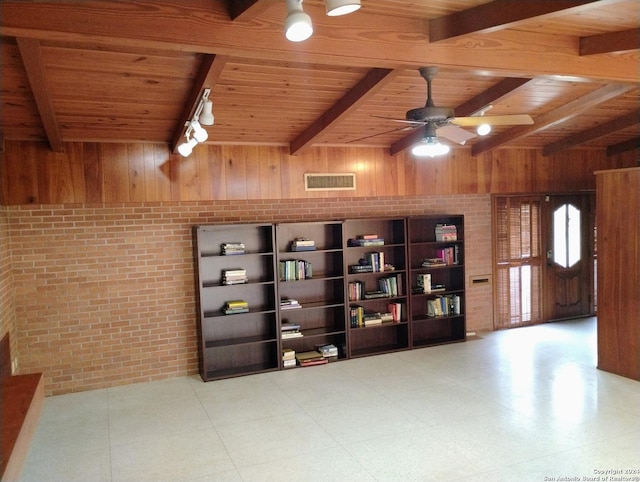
left=370, top=66, right=534, bottom=147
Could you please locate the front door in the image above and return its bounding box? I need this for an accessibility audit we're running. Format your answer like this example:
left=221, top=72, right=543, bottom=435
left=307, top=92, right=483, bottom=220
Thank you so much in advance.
left=543, top=194, right=592, bottom=321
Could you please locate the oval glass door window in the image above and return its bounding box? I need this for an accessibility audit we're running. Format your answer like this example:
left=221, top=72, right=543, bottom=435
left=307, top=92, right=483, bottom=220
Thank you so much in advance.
left=553, top=203, right=581, bottom=268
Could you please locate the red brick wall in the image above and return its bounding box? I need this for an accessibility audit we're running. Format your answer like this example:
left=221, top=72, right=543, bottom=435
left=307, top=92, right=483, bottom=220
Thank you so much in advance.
left=6, top=195, right=492, bottom=395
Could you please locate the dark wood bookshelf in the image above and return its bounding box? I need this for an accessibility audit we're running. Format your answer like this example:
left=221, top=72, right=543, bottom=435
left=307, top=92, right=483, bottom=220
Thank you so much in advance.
left=407, top=215, right=466, bottom=348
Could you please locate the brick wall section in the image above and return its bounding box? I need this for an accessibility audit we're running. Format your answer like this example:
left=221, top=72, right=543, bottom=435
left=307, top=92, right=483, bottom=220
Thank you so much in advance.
left=1, top=206, right=18, bottom=369
left=7, top=194, right=492, bottom=395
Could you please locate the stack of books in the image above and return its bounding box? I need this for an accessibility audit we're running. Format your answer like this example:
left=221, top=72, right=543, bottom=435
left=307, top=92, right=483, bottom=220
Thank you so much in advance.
left=422, top=257, right=447, bottom=267
left=222, top=269, right=248, bottom=285
left=348, top=234, right=385, bottom=247
left=282, top=348, right=296, bottom=368
left=316, top=344, right=338, bottom=362
left=223, top=300, right=248, bottom=314
left=435, top=224, right=457, bottom=241
left=281, top=321, right=303, bottom=339
left=221, top=242, right=246, bottom=255
left=280, top=299, right=302, bottom=310
left=363, top=312, right=383, bottom=326
left=295, top=350, right=328, bottom=367
left=290, top=238, right=316, bottom=252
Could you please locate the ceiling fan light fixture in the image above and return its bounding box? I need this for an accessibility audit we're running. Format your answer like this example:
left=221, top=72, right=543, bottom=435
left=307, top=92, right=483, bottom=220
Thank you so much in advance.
left=476, top=123, right=491, bottom=136
left=285, top=0, right=313, bottom=42
left=412, top=136, right=450, bottom=157
left=325, top=0, right=361, bottom=16
left=199, top=100, right=214, bottom=126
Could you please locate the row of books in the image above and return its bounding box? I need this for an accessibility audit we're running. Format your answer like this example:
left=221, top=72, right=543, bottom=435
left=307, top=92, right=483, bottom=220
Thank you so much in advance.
left=283, top=346, right=338, bottom=368
left=426, top=295, right=461, bottom=317
left=223, top=300, right=248, bottom=314
left=221, top=242, right=245, bottom=255
left=222, top=269, right=248, bottom=285
left=349, top=302, right=403, bottom=327
left=348, top=274, right=403, bottom=301
left=435, top=224, right=457, bottom=242
left=290, top=238, right=316, bottom=252
left=279, top=259, right=313, bottom=281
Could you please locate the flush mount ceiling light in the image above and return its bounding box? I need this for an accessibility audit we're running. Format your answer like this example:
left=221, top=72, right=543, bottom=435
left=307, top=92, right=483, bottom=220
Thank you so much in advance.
left=284, top=0, right=313, bottom=42
left=325, top=0, right=361, bottom=16
left=411, top=123, right=450, bottom=158
left=177, top=88, right=214, bottom=157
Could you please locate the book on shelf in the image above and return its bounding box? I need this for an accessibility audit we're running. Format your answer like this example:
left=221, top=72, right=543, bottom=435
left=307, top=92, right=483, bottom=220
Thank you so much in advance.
left=295, top=350, right=328, bottom=366
left=388, top=302, right=403, bottom=323
left=279, top=259, right=313, bottom=281
left=282, top=331, right=303, bottom=339
left=316, top=343, right=339, bottom=361
left=422, top=258, right=446, bottom=267
left=221, top=242, right=246, bottom=255
left=436, top=247, right=459, bottom=265
left=363, top=312, right=383, bottom=326
left=378, top=273, right=402, bottom=297
left=223, top=299, right=249, bottom=314
left=426, top=294, right=461, bottom=317
left=280, top=299, right=302, bottom=310
left=435, top=224, right=457, bottom=242
left=364, top=290, right=389, bottom=299
left=348, top=237, right=385, bottom=247
left=222, top=268, right=248, bottom=285
left=348, top=280, right=365, bottom=301
left=349, top=304, right=364, bottom=328
left=283, top=348, right=296, bottom=368
left=349, top=264, right=374, bottom=274
left=417, top=273, right=431, bottom=293
left=290, top=238, right=316, bottom=251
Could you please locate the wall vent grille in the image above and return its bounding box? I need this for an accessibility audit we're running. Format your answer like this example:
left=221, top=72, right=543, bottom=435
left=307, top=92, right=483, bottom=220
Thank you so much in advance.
left=304, top=173, right=356, bottom=191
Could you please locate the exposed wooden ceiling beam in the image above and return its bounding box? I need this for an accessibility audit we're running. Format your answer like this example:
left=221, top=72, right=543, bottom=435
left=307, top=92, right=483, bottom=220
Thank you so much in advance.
left=580, top=28, right=640, bottom=55
left=543, top=109, right=640, bottom=156
left=1, top=1, right=637, bottom=84
left=290, top=68, right=399, bottom=155
left=227, top=0, right=275, bottom=21
left=15, top=37, right=64, bottom=152
left=170, top=54, right=228, bottom=153
left=472, top=83, right=635, bottom=156
left=390, top=77, right=533, bottom=156
left=429, top=0, right=601, bottom=43
left=607, top=137, right=640, bottom=156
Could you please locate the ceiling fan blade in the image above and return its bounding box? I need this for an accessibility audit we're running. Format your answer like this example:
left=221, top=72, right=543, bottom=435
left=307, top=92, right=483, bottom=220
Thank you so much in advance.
left=347, top=125, right=417, bottom=144
left=436, top=124, right=477, bottom=145
left=452, top=114, right=534, bottom=126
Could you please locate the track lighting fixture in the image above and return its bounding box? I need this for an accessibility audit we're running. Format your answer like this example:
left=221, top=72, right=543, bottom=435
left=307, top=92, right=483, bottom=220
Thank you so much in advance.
left=284, top=0, right=313, bottom=42
left=325, top=0, right=361, bottom=16
left=411, top=123, right=450, bottom=158
left=177, top=88, right=214, bottom=157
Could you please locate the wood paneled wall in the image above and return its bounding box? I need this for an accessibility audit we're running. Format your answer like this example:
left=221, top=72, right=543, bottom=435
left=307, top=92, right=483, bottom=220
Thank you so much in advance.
left=1, top=141, right=636, bottom=205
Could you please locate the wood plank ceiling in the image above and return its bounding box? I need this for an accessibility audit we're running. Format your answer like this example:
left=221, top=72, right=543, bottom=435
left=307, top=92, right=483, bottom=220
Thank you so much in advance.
left=0, top=0, right=638, bottom=157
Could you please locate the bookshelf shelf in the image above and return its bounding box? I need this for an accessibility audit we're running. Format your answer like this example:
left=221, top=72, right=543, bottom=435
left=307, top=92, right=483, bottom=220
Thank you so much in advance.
left=407, top=215, right=466, bottom=348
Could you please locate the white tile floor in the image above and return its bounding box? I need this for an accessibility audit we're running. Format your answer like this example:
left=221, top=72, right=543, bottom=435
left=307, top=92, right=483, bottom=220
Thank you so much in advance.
left=19, top=318, right=640, bottom=482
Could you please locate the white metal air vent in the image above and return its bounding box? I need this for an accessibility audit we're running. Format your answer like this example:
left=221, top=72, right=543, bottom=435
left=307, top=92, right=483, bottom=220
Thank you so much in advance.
left=304, top=173, right=356, bottom=191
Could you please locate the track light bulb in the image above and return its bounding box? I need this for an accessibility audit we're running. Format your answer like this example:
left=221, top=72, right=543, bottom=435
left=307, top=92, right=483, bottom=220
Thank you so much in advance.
left=284, top=0, right=313, bottom=42
left=190, top=120, right=208, bottom=143
left=325, top=0, right=361, bottom=16
left=177, top=137, right=198, bottom=157
left=199, top=100, right=214, bottom=126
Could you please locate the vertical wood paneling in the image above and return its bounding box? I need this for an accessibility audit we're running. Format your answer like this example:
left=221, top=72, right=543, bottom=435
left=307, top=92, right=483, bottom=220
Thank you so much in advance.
left=0, top=141, right=636, bottom=205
